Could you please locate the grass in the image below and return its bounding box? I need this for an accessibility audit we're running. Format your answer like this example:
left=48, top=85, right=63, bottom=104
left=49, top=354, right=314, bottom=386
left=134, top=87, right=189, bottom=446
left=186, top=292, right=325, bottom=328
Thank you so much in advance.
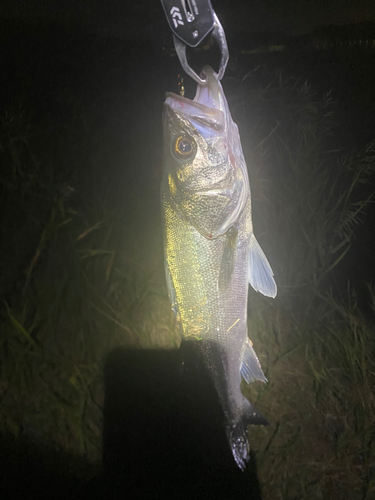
left=0, top=100, right=179, bottom=464
left=245, top=285, right=375, bottom=499
left=1, top=26, right=375, bottom=498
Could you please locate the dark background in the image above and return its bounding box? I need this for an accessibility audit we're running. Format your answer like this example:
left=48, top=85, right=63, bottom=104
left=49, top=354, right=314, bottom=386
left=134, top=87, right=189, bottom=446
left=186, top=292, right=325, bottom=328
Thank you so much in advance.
left=2, top=0, right=375, bottom=38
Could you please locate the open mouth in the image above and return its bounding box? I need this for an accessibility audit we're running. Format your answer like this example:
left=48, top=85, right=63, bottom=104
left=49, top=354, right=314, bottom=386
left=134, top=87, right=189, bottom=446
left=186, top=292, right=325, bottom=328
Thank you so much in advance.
left=165, top=66, right=225, bottom=113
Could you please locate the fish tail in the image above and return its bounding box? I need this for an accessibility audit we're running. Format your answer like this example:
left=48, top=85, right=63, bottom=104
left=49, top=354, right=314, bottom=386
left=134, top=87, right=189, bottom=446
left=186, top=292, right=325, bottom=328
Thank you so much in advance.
left=228, top=401, right=268, bottom=470
left=227, top=419, right=250, bottom=471
left=243, top=399, right=269, bottom=426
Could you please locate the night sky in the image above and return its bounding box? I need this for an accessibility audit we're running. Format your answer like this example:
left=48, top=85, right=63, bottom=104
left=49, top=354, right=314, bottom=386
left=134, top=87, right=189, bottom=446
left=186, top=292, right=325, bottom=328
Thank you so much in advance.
left=1, top=0, right=375, bottom=39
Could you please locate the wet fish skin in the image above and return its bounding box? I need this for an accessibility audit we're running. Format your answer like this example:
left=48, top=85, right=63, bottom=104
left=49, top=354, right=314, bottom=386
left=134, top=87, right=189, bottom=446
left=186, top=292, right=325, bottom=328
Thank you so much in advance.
left=161, top=66, right=276, bottom=469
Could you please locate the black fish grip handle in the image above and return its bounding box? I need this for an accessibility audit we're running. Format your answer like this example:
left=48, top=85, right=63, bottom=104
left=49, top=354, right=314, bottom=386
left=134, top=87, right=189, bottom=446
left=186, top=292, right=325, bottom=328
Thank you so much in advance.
left=160, top=0, right=229, bottom=84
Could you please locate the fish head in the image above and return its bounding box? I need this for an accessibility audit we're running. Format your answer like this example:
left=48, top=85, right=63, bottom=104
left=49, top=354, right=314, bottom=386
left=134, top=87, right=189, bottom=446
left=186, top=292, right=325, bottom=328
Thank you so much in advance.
left=162, top=67, right=249, bottom=238
left=163, top=77, right=231, bottom=193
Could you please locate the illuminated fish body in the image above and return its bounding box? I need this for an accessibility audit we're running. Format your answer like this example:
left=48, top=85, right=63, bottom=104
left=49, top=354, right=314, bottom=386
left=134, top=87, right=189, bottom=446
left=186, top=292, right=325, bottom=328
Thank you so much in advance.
left=161, top=66, right=277, bottom=470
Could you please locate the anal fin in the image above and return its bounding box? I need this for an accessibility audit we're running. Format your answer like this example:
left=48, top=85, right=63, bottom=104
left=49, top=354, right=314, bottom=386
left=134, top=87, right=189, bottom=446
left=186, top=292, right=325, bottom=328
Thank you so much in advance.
left=240, top=339, right=267, bottom=384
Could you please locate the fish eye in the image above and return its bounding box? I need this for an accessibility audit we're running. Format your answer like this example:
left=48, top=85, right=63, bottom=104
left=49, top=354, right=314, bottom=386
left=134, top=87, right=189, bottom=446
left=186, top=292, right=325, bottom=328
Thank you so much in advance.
left=173, top=135, right=196, bottom=160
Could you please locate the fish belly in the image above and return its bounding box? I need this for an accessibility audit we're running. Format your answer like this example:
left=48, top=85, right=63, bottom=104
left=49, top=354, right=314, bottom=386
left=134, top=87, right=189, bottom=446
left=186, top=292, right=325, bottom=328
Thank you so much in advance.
left=162, top=187, right=251, bottom=407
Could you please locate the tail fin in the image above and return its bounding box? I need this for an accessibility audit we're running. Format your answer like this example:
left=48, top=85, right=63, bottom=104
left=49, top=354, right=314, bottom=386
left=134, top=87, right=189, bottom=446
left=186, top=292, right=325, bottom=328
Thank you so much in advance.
left=228, top=401, right=268, bottom=470
left=244, top=399, right=269, bottom=426
left=227, top=420, right=250, bottom=471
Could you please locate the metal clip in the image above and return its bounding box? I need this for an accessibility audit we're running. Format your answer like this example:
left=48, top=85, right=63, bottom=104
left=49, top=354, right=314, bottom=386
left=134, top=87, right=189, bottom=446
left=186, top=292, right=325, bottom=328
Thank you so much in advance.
left=173, top=13, right=229, bottom=85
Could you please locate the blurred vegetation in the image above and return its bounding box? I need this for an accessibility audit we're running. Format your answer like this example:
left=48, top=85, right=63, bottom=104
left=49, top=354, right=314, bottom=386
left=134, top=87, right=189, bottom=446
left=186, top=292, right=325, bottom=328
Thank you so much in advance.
left=0, top=76, right=178, bottom=463
left=1, top=23, right=375, bottom=498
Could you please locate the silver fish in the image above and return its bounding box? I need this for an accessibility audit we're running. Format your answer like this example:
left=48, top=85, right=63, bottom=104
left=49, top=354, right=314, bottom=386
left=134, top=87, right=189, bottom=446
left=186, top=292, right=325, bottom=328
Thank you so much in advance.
left=161, top=66, right=277, bottom=470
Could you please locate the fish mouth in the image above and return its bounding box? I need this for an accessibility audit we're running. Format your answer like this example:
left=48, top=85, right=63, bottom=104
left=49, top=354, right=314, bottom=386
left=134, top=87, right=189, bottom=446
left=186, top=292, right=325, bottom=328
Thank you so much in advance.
left=164, top=67, right=226, bottom=128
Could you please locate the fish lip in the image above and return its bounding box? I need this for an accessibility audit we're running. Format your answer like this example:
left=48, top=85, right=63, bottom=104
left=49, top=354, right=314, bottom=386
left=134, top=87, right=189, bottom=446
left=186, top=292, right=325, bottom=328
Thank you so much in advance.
left=165, top=93, right=205, bottom=107
left=165, top=67, right=224, bottom=112
left=164, top=95, right=225, bottom=130
left=164, top=93, right=217, bottom=115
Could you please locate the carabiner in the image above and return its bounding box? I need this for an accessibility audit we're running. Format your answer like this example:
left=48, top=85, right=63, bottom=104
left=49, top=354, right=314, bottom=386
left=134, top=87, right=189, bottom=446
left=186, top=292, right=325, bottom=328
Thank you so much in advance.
left=173, top=13, right=229, bottom=85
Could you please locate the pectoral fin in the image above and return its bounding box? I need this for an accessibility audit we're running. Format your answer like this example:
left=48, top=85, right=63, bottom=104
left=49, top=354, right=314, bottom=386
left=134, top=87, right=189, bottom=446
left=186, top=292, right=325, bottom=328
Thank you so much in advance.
left=218, top=226, right=238, bottom=291
left=164, top=261, right=178, bottom=317
left=248, top=235, right=277, bottom=298
left=240, top=339, right=267, bottom=384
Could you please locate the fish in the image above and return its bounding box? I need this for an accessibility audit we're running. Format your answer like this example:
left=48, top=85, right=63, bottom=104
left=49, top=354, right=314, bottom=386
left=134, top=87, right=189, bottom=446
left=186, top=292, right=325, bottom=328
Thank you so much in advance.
left=160, top=66, right=277, bottom=470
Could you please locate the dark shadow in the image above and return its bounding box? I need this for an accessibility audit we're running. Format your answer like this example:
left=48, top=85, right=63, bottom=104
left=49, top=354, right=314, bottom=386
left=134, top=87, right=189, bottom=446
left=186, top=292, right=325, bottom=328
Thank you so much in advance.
left=102, top=346, right=263, bottom=499
left=0, top=433, right=102, bottom=499
left=0, top=346, right=263, bottom=500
